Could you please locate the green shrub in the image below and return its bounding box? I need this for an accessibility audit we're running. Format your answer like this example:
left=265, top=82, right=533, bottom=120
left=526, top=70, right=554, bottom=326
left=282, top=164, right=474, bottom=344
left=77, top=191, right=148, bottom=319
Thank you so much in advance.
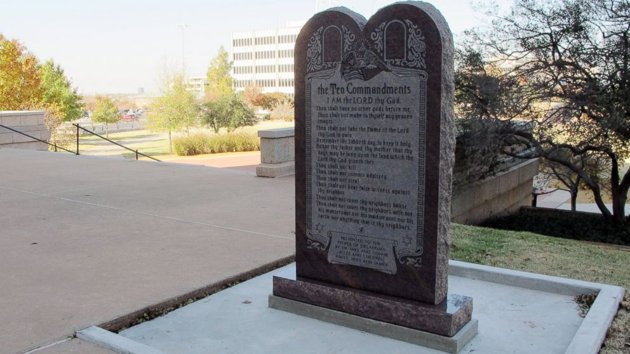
left=482, top=207, right=630, bottom=245
left=173, top=132, right=260, bottom=156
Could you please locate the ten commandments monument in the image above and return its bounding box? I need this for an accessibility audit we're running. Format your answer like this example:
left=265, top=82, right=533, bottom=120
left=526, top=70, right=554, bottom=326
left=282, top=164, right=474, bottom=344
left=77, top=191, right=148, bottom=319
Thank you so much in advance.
left=270, top=2, right=476, bottom=351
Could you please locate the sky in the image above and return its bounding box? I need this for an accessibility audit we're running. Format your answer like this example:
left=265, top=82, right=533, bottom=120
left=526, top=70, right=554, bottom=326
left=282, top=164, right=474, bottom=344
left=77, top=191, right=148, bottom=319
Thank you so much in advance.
left=0, top=0, right=512, bottom=95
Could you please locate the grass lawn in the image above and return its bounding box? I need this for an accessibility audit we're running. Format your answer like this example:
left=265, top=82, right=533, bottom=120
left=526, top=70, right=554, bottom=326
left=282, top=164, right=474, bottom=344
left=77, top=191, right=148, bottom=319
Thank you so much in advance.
left=73, top=120, right=294, bottom=160
left=452, top=224, right=629, bottom=353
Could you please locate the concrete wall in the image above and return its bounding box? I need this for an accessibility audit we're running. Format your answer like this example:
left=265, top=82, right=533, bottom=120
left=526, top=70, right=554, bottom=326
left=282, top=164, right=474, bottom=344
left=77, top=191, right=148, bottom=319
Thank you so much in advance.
left=0, top=111, right=50, bottom=151
left=452, top=159, right=539, bottom=225
left=256, top=128, right=295, bottom=178
left=257, top=127, right=540, bottom=224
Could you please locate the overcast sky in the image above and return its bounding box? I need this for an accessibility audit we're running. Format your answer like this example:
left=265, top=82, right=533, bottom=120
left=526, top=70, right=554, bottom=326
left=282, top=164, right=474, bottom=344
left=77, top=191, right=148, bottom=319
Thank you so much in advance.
left=0, top=0, right=513, bottom=95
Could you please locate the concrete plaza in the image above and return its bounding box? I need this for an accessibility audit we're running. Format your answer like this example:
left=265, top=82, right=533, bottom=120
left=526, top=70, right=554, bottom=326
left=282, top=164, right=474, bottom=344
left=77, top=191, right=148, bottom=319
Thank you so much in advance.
left=0, top=149, right=294, bottom=353
left=0, top=148, right=622, bottom=354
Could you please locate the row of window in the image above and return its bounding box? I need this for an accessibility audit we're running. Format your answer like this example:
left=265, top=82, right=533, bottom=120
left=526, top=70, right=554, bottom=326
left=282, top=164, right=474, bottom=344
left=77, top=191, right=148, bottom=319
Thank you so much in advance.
left=278, top=64, right=294, bottom=72
left=278, top=34, right=297, bottom=44
left=278, top=49, right=294, bottom=58
left=233, top=50, right=295, bottom=61
left=234, top=80, right=252, bottom=88
left=233, top=34, right=298, bottom=47
left=234, top=66, right=253, bottom=74
left=255, top=65, right=276, bottom=73
left=255, top=36, right=275, bottom=45
left=255, top=51, right=275, bottom=60
left=233, top=79, right=275, bottom=88
left=255, top=79, right=276, bottom=87
left=234, top=65, right=294, bottom=75
left=233, top=38, right=253, bottom=47
left=279, top=79, right=294, bottom=87
left=233, top=79, right=295, bottom=89
left=234, top=52, right=253, bottom=60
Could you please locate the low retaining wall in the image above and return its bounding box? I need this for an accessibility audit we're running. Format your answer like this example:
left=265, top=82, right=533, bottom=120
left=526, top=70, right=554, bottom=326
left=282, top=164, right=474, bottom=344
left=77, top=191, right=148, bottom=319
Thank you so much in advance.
left=452, top=159, right=539, bottom=225
left=257, top=127, right=539, bottom=224
left=0, top=111, right=49, bottom=151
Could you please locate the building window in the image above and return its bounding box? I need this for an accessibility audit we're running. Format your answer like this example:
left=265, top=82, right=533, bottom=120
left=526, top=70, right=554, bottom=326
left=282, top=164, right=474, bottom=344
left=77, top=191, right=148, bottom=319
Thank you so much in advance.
left=255, top=36, right=275, bottom=45
left=234, top=66, right=253, bottom=74
left=279, top=49, right=294, bottom=58
left=255, top=65, right=274, bottom=73
left=279, top=34, right=298, bottom=44
left=279, top=79, right=294, bottom=87
left=233, top=52, right=253, bottom=60
left=279, top=64, right=294, bottom=72
left=233, top=38, right=253, bottom=47
left=255, top=51, right=275, bottom=60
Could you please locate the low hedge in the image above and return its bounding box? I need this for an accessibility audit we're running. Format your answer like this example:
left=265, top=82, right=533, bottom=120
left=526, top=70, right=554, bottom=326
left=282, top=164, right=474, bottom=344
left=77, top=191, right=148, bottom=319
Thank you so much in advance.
left=173, top=132, right=260, bottom=156
left=482, top=207, right=630, bottom=245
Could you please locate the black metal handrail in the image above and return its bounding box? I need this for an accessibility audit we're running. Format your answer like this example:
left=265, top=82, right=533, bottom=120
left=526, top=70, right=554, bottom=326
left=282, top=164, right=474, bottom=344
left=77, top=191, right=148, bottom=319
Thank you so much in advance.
left=0, top=124, right=76, bottom=154
left=73, top=124, right=160, bottom=162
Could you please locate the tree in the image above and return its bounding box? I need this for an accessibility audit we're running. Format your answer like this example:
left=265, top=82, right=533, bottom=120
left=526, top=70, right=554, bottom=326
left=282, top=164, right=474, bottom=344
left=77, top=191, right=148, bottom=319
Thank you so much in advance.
left=243, top=84, right=264, bottom=107
left=205, top=46, right=234, bottom=102
left=200, top=94, right=256, bottom=133
left=147, top=74, right=198, bottom=152
left=91, top=96, right=119, bottom=138
left=39, top=60, right=84, bottom=145
left=0, top=34, right=42, bottom=110
left=454, top=47, right=533, bottom=186
left=270, top=99, right=294, bottom=121
left=39, top=60, right=83, bottom=122
left=465, top=0, right=630, bottom=224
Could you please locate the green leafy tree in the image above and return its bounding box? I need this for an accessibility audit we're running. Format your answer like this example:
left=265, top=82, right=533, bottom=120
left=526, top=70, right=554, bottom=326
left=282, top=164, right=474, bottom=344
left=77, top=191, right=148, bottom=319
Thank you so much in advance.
left=148, top=74, right=199, bottom=152
left=465, top=0, right=630, bottom=224
left=39, top=60, right=84, bottom=145
left=201, top=94, right=256, bottom=133
left=91, top=96, right=119, bottom=138
left=39, top=60, right=83, bottom=121
left=205, top=46, right=234, bottom=102
left=0, top=34, right=42, bottom=110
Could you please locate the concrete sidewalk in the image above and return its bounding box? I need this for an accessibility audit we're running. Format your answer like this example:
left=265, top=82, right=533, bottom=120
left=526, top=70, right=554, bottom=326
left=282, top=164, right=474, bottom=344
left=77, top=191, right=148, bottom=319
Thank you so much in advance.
left=161, top=151, right=260, bottom=175
left=0, top=149, right=295, bottom=354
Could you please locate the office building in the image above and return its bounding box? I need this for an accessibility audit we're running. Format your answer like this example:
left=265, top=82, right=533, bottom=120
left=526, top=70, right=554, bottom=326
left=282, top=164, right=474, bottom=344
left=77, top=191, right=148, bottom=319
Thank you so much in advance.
left=231, top=22, right=303, bottom=95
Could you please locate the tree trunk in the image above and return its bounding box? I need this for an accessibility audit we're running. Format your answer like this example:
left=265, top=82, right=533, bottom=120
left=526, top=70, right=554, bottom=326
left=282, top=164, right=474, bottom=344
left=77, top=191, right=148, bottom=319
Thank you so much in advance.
left=570, top=185, right=578, bottom=211
left=169, top=130, right=172, bottom=153
left=611, top=191, right=627, bottom=224
left=591, top=187, right=613, bottom=220
left=105, top=124, right=109, bottom=138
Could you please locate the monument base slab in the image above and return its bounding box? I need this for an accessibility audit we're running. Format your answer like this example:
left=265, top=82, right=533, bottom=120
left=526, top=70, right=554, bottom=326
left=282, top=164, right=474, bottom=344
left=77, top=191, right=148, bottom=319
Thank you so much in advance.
left=269, top=294, right=477, bottom=354
left=272, top=274, right=473, bottom=338
left=256, top=161, right=295, bottom=178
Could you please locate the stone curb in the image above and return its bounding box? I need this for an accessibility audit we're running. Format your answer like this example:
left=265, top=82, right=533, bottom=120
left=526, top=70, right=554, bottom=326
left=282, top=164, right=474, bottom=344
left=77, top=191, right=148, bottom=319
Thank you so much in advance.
left=76, top=326, right=163, bottom=354
left=449, top=260, right=625, bottom=354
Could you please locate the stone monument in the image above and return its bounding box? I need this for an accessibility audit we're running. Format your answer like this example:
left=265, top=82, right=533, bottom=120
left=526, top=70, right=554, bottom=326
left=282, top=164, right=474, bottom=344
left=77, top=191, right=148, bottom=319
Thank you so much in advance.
left=270, top=2, right=476, bottom=352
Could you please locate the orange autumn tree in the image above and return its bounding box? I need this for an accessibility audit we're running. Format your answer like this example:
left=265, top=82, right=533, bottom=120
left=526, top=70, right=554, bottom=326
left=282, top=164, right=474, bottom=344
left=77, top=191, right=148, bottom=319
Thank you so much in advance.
left=0, top=34, right=42, bottom=110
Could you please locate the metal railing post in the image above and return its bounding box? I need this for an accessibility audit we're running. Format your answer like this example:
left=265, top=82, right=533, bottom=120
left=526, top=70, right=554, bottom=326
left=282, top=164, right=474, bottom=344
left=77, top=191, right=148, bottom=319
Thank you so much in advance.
left=68, top=123, right=160, bottom=162
left=75, top=124, right=80, bottom=155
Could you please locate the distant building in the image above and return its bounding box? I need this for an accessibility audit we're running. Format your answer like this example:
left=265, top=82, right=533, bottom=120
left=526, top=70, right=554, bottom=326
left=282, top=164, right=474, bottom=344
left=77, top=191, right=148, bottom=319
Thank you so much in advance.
left=186, top=76, right=208, bottom=100
left=231, top=21, right=303, bottom=96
